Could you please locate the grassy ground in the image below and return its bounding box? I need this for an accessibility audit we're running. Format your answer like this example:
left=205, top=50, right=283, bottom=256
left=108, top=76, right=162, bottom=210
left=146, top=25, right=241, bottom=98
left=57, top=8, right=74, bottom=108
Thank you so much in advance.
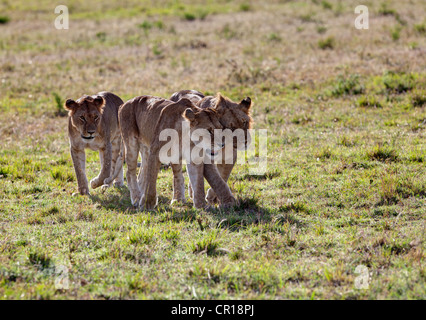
left=0, top=0, right=425, bottom=299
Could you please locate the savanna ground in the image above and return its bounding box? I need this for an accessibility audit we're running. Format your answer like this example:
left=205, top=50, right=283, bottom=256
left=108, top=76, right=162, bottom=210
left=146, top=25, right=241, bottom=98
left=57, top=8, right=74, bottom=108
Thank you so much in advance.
left=0, top=0, right=425, bottom=300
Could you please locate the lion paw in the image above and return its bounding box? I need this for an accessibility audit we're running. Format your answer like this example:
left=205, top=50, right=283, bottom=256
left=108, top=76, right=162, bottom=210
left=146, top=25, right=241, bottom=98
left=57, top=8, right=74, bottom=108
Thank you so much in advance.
left=100, top=184, right=110, bottom=193
left=90, top=177, right=103, bottom=189
left=114, top=180, right=124, bottom=188
left=206, top=188, right=219, bottom=205
left=103, top=177, right=114, bottom=186
left=139, top=195, right=157, bottom=211
left=221, top=196, right=237, bottom=208
left=131, top=195, right=141, bottom=207
left=170, top=198, right=186, bottom=206
left=73, top=188, right=90, bottom=197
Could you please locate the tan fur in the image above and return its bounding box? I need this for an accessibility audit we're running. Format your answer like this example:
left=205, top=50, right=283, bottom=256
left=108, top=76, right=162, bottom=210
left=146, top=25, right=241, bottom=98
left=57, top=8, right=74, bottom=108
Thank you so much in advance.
left=171, top=91, right=253, bottom=204
left=65, top=91, right=124, bottom=195
left=118, top=95, right=236, bottom=210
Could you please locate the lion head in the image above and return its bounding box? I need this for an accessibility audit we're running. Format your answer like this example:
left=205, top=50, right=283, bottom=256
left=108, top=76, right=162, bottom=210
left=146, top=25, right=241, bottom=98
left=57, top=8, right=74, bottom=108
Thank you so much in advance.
left=211, top=93, right=253, bottom=150
left=180, top=98, right=224, bottom=159
left=64, top=95, right=106, bottom=140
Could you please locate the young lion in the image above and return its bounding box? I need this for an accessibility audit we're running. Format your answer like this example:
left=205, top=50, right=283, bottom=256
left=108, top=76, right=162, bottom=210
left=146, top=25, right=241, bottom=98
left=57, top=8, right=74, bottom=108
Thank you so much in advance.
left=118, top=95, right=236, bottom=210
left=170, top=90, right=253, bottom=204
left=64, top=91, right=124, bottom=196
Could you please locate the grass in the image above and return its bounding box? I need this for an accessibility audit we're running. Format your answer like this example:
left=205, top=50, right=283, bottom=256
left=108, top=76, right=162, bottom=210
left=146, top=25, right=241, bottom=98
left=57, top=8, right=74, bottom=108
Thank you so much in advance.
left=0, top=0, right=425, bottom=300
left=318, top=36, right=335, bottom=50
left=330, top=74, right=364, bottom=97
left=0, top=15, right=10, bottom=24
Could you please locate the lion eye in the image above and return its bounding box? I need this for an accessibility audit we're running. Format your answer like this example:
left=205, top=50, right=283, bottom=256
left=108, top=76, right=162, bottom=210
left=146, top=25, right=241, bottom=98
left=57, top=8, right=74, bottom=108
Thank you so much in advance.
left=94, top=116, right=99, bottom=122
left=79, top=116, right=86, bottom=122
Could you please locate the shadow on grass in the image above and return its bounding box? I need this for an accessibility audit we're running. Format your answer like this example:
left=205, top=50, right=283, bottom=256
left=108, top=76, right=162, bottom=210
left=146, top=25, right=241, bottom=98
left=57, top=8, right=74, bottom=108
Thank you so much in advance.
left=205, top=196, right=305, bottom=232
left=89, top=186, right=137, bottom=213
left=89, top=188, right=305, bottom=232
left=89, top=186, right=178, bottom=214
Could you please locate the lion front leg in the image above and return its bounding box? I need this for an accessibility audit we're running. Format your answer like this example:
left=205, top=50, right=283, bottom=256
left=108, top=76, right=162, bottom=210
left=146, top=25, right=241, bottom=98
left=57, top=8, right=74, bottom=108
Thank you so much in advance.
left=186, top=162, right=207, bottom=209
left=102, top=137, right=124, bottom=190
left=91, top=143, right=112, bottom=189
left=70, top=146, right=89, bottom=196
left=111, top=138, right=124, bottom=187
left=204, top=163, right=236, bottom=207
left=206, top=148, right=237, bottom=205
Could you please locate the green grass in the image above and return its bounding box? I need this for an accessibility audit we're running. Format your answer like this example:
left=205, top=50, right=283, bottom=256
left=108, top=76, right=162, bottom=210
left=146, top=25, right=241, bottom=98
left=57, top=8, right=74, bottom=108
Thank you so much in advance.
left=330, top=74, right=364, bottom=97
left=318, top=36, right=335, bottom=50
left=0, top=15, right=10, bottom=24
left=0, top=0, right=425, bottom=300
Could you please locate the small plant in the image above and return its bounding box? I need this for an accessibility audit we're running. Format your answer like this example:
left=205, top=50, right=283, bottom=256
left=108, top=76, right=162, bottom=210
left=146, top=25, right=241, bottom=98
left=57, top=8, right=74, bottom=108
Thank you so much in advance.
left=299, top=13, right=315, bottom=22
left=378, top=173, right=399, bottom=205
left=318, top=36, right=335, bottom=50
left=339, top=135, right=357, bottom=147
left=321, top=1, right=332, bottom=10
left=28, top=249, right=52, bottom=270
left=138, top=21, right=152, bottom=31
left=291, top=115, right=312, bottom=125
left=331, top=75, right=364, bottom=97
left=411, top=91, right=426, bottom=107
left=53, top=92, right=68, bottom=116
left=152, top=43, right=162, bottom=56
left=357, top=96, right=383, bottom=108
left=50, top=167, right=74, bottom=182
left=128, top=227, right=155, bottom=244
left=378, top=3, right=397, bottom=17
left=316, top=26, right=327, bottom=34
left=279, top=200, right=309, bottom=214
left=315, top=147, right=333, bottom=160
left=390, top=26, right=401, bottom=41
left=197, top=10, right=209, bottom=20
left=268, top=33, right=282, bottom=42
left=96, top=32, right=107, bottom=42
left=0, top=15, right=10, bottom=24
left=240, top=3, right=251, bottom=12
left=182, top=12, right=196, bottom=21
left=190, top=231, right=222, bottom=256
left=382, top=72, right=415, bottom=94
left=42, top=206, right=60, bottom=217
left=414, top=23, right=426, bottom=34
left=154, top=20, right=164, bottom=29
left=367, top=145, right=398, bottom=162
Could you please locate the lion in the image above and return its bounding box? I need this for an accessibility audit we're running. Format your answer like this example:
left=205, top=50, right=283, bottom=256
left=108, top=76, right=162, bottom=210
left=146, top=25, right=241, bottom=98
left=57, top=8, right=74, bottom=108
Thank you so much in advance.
left=118, top=95, right=236, bottom=210
left=64, top=91, right=124, bottom=196
left=170, top=91, right=253, bottom=204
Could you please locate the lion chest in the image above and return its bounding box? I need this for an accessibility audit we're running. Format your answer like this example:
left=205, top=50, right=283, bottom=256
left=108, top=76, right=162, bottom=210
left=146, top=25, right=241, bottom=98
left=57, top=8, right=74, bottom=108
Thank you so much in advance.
left=81, top=136, right=105, bottom=151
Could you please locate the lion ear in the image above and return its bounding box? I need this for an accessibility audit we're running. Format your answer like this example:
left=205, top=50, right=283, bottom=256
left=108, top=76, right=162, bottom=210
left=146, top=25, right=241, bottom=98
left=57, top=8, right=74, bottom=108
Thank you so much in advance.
left=93, top=96, right=106, bottom=112
left=64, top=99, right=78, bottom=112
left=239, top=97, right=251, bottom=113
left=183, top=108, right=196, bottom=122
left=177, top=98, right=194, bottom=108
left=214, top=93, right=226, bottom=111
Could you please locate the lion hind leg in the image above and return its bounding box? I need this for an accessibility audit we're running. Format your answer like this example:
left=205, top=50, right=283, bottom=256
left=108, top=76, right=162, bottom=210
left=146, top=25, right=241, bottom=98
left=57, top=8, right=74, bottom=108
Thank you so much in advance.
left=124, top=137, right=142, bottom=206
left=103, top=138, right=124, bottom=189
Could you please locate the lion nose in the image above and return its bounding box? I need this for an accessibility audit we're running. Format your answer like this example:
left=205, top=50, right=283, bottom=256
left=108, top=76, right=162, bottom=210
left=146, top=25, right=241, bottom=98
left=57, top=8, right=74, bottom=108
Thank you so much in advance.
left=87, top=130, right=95, bottom=135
